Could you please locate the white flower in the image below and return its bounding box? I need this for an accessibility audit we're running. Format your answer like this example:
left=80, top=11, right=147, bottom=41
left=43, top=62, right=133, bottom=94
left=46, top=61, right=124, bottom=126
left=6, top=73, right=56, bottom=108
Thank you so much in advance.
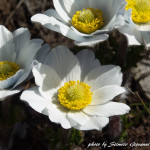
left=0, top=25, right=50, bottom=100
left=119, top=0, right=150, bottom=50
left=31, top=0, right=126, bottom=46
left=21, top=45, right=130, bottom=130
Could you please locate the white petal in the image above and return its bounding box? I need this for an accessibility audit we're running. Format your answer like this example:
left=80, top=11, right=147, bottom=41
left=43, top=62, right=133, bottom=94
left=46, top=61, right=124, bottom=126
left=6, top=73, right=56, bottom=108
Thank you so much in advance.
left=16, top=39, right=43, bottom=70
left=35, top=43, right=51, bottom=64
left=142, top=31, right=150, bottom=50
left=31, top=14, right=91, bottom=42
left=0, top=69, right=24, bottom=89
left=52, top=0, right=71, bottom=23
left=31, top=39, right=43, bottom=44
left=84, top=65, right=123, bottom=91
left=117, top=1, right=126, bottom=16
left=124, top=9, right=136, bottom=27
left=75, top=116, right=109, bottom=130
left=76, top=49, right=100, bottom=81
left=104, top=13, right=125, bottom=31
left=32, top=61, right=43, bottom=87
left=13, top=37, right=44, bottom=88
left=32, top=61, right=61, bottom=99
left=0, top=25, right=13, bottom=47
left=91, top=0, right=125, bottom=25
left=53, top=0, right=91, bottom=19
left=21, top=86, right=71, bottom=129
left=0, top=89, right=20, bottom=100
left=45, top=45, right=81, bottom=83
left=44, top=9, right=66, bottom=22
left=53, top=0, right=103, bottom=20
left=67, top=110, right=90, bottom=125
left=44, top=103, right=71, bottom=129
left=0, top=25, right=15, bottom=61
left=91, top=85, right=125, bottom=105
left=71, top=26, right=93, bottom=37
left=53, top=0, right=76, bottom=18
left=119, top=26, right=142, bottom=45
left=83, top=102, right=130, bottom=117
left=13, top=28, right=43, bottom=68
left=136, top=23, right=150, bottom=31
left=74, top=34, right=109, bottom=46
left=13, top=28, right=30, bottom=55
left=13, top=69, right=30, bottom=88
left=20, top=86, right=51, bottom=113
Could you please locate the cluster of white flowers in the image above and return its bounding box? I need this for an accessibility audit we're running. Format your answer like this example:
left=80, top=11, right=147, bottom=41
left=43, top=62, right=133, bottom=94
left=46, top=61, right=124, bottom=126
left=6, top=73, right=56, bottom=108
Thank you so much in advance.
left=1, top=0, right=149, bottom=130
left=31, top=0, right=150, bottom=49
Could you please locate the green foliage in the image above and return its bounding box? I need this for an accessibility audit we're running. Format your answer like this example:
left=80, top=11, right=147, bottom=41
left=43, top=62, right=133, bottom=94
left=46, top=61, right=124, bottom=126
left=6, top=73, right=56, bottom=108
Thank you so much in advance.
left=44, top=127, right=83, bottom=150
left=119, top=100, right=150, bottom=141
left=68, top=128, right=83, bottom=148
left=44, top=127, right=63, bottom=150
left=118, top=129, right=128, bottom=142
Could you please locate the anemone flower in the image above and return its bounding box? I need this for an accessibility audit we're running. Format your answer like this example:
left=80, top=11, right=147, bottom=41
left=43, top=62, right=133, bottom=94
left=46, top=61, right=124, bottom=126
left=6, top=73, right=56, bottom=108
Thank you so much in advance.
left=21, top=45, right=130, bottom=130
left=31, top=0, right=125, bottom=46
left=119, top=0, right=150, bottom=49
left=0, top=25, right=50, bottom=100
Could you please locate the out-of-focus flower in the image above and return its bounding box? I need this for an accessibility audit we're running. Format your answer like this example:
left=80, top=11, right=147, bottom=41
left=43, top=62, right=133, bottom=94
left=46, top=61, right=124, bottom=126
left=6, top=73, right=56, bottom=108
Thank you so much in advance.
left=0, top=25, right=49, bottom=100
left=31, top=0, right=125, bottom=46
left=119, top=0, right=150, bottom=49
left=21, top=45, right=130, bottom=130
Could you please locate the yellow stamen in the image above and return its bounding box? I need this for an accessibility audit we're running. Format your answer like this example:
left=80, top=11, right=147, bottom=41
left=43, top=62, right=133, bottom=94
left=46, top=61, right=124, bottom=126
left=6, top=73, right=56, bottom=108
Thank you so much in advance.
left=126, top=0, right=150, bottom=23
left=0, top=61, right=20, bottom=81
left=71, top=8, right=104, bottom=34
left=58, top=80, right=93, bottom=110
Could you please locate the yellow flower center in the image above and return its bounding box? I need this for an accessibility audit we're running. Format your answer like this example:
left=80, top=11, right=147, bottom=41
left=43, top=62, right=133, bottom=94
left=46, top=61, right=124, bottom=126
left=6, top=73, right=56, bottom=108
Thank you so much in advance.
left=126, top=0, right=150, bottom=23
left=0, top=61, right=20, bottom=81
left=71, top=8, right=104, bottom=34
left=58, top=80, right=93, bottom=110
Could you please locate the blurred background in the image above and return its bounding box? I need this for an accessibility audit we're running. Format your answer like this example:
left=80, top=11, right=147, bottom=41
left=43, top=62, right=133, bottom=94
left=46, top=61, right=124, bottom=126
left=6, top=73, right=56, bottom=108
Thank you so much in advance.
left=0, top=0, right=150, bottom=150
